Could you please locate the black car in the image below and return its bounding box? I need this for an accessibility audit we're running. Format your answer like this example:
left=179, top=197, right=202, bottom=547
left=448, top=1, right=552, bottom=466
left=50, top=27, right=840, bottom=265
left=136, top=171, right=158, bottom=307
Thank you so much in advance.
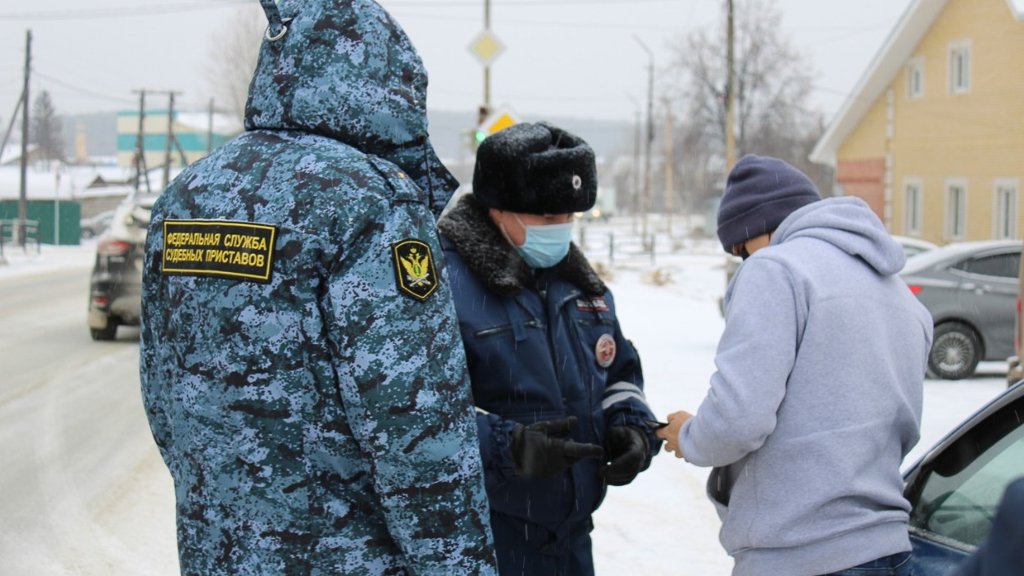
left=86, top=195, right=157, bottom=341
left=900, top=240, right=1021, bottom=380
left=903, top=380, right=1024, bottom=574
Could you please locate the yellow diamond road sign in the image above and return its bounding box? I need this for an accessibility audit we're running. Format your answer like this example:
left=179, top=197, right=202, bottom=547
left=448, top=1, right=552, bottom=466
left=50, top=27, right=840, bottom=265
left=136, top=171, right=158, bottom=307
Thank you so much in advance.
left=479, top=109, right=519, bottom=139
left=484, top=112, right=516, bottom=135
left=468, top=29, right=505, bottom=66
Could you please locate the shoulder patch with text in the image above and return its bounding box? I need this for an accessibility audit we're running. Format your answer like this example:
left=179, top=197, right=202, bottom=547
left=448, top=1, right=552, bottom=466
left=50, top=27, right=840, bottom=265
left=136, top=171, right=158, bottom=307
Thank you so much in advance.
left=576, top=296, right=609, bottom=313
left=161, top=220, right=277, bottom=283
left=392, top=239, right=438, bottom=301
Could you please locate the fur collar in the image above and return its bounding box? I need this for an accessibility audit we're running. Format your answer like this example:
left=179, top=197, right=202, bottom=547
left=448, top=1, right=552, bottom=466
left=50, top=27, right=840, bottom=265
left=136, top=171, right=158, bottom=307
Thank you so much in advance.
left=438, top=195, right=606, bottom=297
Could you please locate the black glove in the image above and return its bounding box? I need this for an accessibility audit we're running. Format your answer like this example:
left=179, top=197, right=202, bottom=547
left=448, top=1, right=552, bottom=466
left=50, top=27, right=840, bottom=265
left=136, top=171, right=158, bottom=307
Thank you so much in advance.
left=603, top=426, right=649, bottom=486
left=511, top=416, right=604, bottom=478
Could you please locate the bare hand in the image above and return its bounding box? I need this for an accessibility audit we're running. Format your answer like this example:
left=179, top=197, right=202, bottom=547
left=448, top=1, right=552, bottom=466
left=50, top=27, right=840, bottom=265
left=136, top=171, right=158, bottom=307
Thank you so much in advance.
left=655, top=410, right=693, bottom=459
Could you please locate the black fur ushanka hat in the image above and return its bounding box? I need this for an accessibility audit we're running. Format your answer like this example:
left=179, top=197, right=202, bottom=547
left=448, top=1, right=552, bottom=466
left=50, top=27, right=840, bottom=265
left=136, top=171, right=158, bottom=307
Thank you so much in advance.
left=472, top=122, right=597, bottom=215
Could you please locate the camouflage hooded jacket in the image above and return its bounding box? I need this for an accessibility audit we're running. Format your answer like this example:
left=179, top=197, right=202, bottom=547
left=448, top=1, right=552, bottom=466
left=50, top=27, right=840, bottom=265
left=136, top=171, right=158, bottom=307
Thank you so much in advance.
left=139, top=1, right=497, bottom=574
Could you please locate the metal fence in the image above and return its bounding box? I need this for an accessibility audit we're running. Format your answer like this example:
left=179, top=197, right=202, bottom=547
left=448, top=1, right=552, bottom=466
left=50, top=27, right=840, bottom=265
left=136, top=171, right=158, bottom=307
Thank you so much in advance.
left=0, top=219, right=42, bottom=260
left=578, top=225, right=659, bottom=266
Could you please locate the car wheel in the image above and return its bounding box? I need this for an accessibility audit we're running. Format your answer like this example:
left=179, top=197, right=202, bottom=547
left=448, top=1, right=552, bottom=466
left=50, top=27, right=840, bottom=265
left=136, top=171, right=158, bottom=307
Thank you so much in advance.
left=90, top=319, right=118, bottom=341
left=928, top=322, right=982, bottom=380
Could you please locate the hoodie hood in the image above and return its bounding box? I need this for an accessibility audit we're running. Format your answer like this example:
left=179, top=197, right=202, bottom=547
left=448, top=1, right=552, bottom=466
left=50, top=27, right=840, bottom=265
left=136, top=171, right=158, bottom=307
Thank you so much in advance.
left=246, top=0, right=458, bottom=216
left=772, top=196, right=906, bottom=276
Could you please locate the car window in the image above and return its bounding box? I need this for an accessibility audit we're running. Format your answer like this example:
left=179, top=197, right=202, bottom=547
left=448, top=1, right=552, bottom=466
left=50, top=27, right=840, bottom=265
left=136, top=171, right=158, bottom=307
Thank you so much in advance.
left=953, top=253, right=1020, bottom=279
left=908, top=395, right=1024, bottom=548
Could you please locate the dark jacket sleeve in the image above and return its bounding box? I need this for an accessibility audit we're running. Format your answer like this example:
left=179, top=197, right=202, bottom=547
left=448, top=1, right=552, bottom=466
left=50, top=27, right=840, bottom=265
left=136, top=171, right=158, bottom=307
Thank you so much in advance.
left=324, top=195, right=497, bottom=574
left=476, top=411, right=519, bottom=485
left=600, top=292, right=662, bottom=463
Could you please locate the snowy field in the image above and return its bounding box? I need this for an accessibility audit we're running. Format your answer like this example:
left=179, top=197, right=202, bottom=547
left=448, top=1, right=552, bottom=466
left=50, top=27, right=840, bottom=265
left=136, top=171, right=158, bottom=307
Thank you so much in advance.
left=0, top=222, right=1010, bottom=575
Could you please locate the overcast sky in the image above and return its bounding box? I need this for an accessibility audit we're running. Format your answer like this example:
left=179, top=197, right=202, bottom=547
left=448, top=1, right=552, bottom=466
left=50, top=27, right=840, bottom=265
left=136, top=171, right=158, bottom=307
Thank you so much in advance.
left=0, top=0, right=914, bottom=125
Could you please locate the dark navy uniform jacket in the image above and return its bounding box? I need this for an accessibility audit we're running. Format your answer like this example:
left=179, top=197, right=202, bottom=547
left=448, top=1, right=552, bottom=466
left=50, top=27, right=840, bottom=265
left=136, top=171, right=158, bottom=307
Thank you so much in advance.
left=439, top=195, right=659, bottom=531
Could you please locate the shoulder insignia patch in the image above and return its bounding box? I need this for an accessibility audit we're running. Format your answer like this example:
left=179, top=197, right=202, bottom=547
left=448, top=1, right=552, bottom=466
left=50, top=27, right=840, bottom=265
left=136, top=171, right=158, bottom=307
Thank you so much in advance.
left=161, top=220, right=277, bottom=283
left=576, top=297, right=609, bottom=313
left=392, top=239, right=438, bottom=301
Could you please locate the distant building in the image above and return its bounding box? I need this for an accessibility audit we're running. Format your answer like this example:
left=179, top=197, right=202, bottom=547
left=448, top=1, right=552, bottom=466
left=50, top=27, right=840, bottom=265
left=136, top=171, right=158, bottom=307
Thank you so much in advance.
left=116, top=109, right=242, bottom=172
left=811, top=0, right=1023, bottom=244
left=62, top=113, right=119, bottom=163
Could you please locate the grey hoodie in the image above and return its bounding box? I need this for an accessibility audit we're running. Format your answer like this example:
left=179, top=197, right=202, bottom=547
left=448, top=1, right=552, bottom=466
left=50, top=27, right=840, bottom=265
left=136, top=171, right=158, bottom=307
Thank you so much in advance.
left=679, top=196, right=933, bottom=576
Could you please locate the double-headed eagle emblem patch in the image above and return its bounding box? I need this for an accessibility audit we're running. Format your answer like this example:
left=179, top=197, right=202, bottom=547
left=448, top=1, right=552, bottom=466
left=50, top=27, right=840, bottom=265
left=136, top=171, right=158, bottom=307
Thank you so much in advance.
left=391, top=239, right=438, bottom=301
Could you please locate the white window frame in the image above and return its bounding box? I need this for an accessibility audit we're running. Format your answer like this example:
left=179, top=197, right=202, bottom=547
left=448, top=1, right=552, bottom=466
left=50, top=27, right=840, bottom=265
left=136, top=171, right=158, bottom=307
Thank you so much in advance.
left=907, top=57, right=925, bottom=100
left=904, top=178, right=924, bottom=235
left=993, top=179, right=1019, bottom=239
left=948, top=40, right=972, bottom=94
left=945, top=179, right=968, bottom=240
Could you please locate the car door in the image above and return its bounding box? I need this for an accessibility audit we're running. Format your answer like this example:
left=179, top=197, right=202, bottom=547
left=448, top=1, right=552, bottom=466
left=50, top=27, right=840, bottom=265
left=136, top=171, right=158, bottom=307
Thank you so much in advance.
left=902, top=383, right=1024, bottom=575
left=951, top=248, right=1021, bottom=361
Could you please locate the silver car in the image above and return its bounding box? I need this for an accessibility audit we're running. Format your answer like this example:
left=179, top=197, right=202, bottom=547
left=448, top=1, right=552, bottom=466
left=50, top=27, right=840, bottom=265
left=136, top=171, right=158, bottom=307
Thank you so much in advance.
left=1009, top=239, right=1024, bottom=387
left=900, top=240, right=1021, bottom=380
left=86, top=195, right=157, bottom=341
left=892, top=235, right=938, bottom=260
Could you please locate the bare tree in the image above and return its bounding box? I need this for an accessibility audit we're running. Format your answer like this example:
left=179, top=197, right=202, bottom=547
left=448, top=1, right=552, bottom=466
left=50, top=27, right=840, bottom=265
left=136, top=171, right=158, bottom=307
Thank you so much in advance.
left=30, top=90, right=64, bottom=164
left=205, top=4, right=265, bottom=123
left=663, top=0, right=830, bottom=208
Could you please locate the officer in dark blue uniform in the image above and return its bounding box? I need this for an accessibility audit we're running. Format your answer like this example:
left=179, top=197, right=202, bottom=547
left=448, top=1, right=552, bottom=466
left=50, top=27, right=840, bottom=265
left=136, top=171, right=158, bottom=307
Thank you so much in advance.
left=438, top=122, right=662, bottom=575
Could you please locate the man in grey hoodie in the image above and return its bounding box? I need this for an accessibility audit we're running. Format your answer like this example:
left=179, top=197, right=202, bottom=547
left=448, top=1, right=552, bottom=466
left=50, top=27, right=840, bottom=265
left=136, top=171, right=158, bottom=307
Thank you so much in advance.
left=656, top=155, right=933, bottom=576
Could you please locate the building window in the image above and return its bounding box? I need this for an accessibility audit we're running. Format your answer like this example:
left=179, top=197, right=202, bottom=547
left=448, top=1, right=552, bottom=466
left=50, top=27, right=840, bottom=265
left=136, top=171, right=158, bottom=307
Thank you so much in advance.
left=945, top=180, right=967, bottom=240
left=904, top=179, right=923, bottom=235
left=949, top=40, right=971, bottom=94
left=994, top=180, right=1019, bottom=239
left=907, top=57, right=925, bottom=99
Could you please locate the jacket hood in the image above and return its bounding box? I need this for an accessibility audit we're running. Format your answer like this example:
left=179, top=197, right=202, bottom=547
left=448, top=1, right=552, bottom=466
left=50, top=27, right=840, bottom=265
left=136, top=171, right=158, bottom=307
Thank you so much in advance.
left=773, top=196, right=906, bottom=276
left=245, top=0, right=458, bottom=216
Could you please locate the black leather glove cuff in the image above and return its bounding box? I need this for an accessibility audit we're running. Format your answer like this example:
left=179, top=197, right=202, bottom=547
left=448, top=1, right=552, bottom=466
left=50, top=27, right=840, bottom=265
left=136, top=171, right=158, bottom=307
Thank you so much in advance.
left=511, top=416, right=604, bottom=478
left=603, top=425, right=649, bottom=486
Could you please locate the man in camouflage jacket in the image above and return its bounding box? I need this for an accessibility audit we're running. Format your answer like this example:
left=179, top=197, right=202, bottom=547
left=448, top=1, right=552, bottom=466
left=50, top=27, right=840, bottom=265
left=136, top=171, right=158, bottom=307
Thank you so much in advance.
left=139, top=1, right=498, bottom=574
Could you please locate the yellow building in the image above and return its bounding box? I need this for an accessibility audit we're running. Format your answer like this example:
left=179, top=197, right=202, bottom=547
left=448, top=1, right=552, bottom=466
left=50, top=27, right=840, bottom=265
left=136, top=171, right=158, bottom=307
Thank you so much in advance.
left=811, top=0, right=1023, bottom=244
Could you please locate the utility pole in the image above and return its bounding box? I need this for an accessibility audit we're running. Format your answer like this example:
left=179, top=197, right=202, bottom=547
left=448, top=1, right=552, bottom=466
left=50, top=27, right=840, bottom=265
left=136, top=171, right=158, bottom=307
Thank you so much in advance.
left=633, top=35, right=654, bottom=251
left=663, top=98, right=674, bottom=237
left=0, top=92, right=24, bottom=157
left=162, top=91, right=180, bottom=190
left=483, top=0, right=491, bottom=112
left=207, top=97, right=214, bottom=155
left=17, top=30, right=31, bottom=247
left=468, top=0, right=504, bottom=149
left=626, top=94, right=641, bottom=234
left=131, top=89, right=151, bottom=195
left=724, top=0, right=737, bottom=173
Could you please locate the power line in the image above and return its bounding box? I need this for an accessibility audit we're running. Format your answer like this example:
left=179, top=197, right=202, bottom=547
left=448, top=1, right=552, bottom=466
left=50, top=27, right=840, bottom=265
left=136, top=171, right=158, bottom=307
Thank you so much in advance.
left=32, top=71, right=136, bottom=106
left=0, top=0, right=675, bottom=21
left=0, top=1, right=246, bottom=21
left=386, top=0, right=680, bottom=5
left=392, top=10, right=692, bottom=32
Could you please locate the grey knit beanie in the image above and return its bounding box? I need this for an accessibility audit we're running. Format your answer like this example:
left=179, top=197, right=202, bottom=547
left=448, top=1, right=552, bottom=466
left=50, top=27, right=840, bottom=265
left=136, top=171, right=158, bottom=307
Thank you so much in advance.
left=717, top=154, right=821, bottom=252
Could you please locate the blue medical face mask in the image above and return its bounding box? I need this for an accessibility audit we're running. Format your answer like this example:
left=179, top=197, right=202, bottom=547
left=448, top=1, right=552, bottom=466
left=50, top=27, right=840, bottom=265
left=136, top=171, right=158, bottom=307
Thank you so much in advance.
left=513, top=215, right=574, bottom=269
